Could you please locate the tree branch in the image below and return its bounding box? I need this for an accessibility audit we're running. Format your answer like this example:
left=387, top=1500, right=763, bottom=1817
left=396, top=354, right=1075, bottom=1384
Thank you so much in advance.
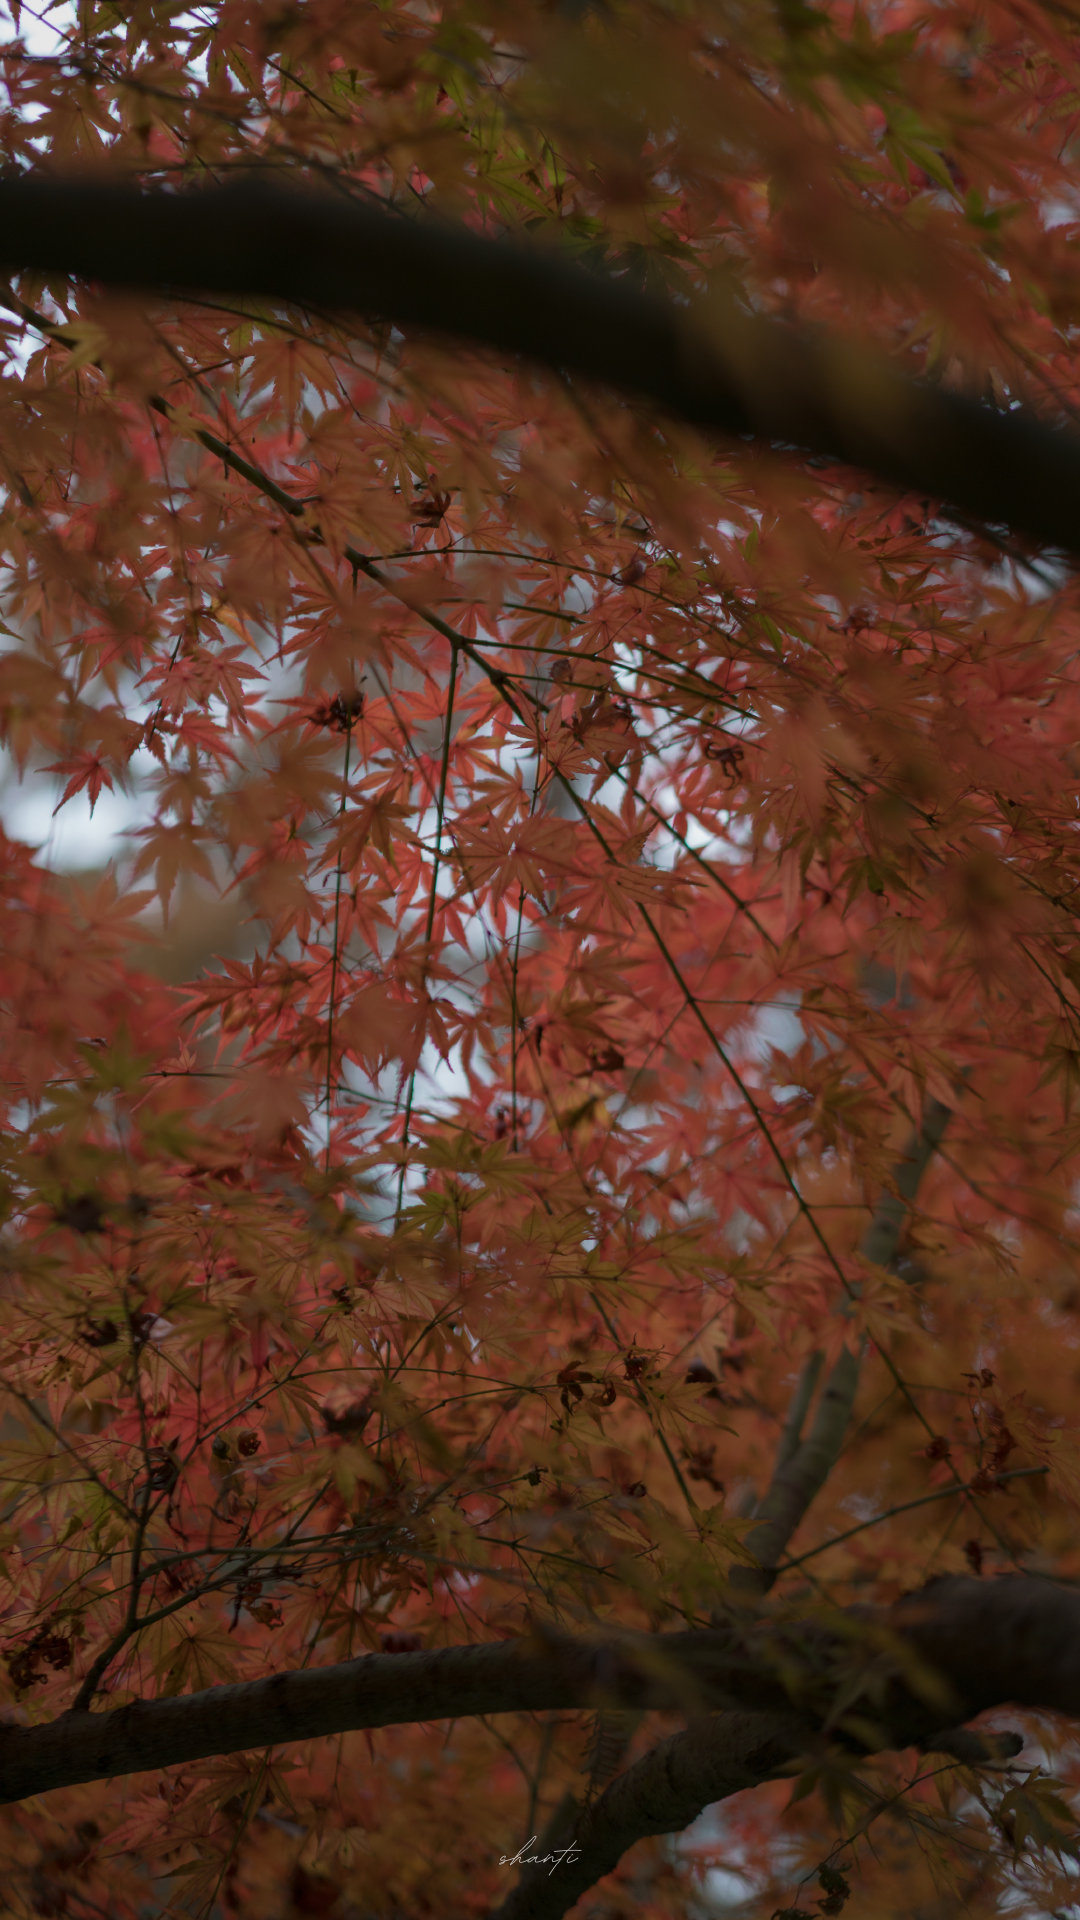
left=0, top=1577, right=1077, bottom=1807
left=774, top=1349, right=825, bottom=1478
left=0, top=174, right=1079, bottom=554
left=731, top=1094, right=955, bottom=1594
left=489, top=1697, right=1027, bottom=1920
left=491, top=1571, right=1070, bottom=1920
left=0, top=1625, right=770, bottom=1804
left=490, top=1709, right=811, bottom=1920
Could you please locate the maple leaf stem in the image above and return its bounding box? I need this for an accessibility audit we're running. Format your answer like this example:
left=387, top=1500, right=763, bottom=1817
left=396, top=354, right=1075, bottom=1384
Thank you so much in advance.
left=776, top=1465, right=1048, bottom=1575
left=394, top=637, right=460, bottom=1225
left=322, top=722, right=354, bottom=1174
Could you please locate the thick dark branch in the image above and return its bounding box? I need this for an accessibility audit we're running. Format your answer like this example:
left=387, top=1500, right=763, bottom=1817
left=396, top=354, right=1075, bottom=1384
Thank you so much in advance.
left=490, top=1703, right=1026, bottom=1920
left=1, top=174, right=1079, bottom=555
left=490, top=1710, right=810, bottom=1920
left=490, top=1573, right=1071, bottom=1920
left=0, top=1576, right=1078, bottom=1807
left=888, top=1572, right=1080, bottom=1722
left=0, top=1626, right=779, bottom=1803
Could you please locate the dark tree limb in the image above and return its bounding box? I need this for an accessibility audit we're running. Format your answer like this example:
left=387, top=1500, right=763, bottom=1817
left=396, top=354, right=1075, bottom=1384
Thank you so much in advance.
left=490, top=1703, right=1028, bottom=1920
left=0, top=1627, right=746, bottom=1803
left=0, top=1576, right=1077, bottom=1807
left=490, top=1709, right=812, bottom=1920
left=489, top=1573, right=1065, bottom=1920
left=0, top=174, right=1079, bottom=555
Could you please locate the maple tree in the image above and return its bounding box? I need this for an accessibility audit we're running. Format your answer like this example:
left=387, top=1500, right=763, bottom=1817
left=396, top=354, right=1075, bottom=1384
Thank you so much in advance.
left=6, top=0, right=1080, bottom=1915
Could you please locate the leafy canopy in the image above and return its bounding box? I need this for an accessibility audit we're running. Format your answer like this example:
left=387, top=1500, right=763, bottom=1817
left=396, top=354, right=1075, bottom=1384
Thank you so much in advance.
left=1, top=0, right=1080, bottom=1915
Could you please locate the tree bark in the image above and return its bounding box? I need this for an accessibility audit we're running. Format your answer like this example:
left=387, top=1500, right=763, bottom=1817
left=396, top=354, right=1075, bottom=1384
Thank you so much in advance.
left=0, top=1576, right=1077, bottom=1806
left=0, top=175, right=1079, bottom=555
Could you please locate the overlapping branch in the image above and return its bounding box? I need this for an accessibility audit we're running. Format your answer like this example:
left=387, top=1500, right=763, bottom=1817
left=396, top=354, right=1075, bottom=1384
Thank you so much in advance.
left=492, top=1704, right=1024, bottom=1920
left=733, top=1094, right=957, bottom=1595
left=0, top=174, right=1079, bottom=554
left=0, top=1575, right=1077, bottom=1807
left=491, top=1710, right=812, bottom=1920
